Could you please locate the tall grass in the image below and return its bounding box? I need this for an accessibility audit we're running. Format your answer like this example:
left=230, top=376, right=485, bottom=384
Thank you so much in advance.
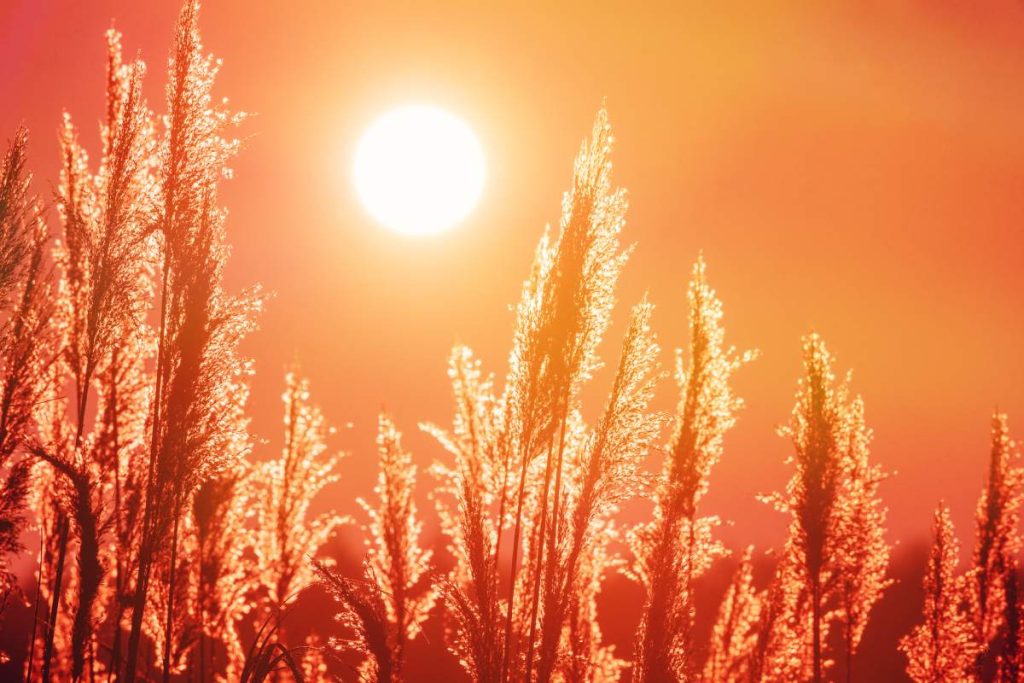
left=251, top=373, right=345, bottom=621
left=629, top=258, right=753, bottom=682
left=900, top=503, right=980, bottom=682
left=124, top=1, right=259, bottom=679
left=5, top=2, right=1022, bottom=681
left=972, top=413, right=1022, bottom=678
left=704, top=547, right=760, bottom=682
left=27, top=27, right=157, bottom=680
left=316, top=415, right=435, bottom=681
left=193, top=467, right=250, bottom=679
left=0, top=128, right=54, bottom=667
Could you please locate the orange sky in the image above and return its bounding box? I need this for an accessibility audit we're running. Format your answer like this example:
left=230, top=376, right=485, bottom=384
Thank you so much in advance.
left=2, top=0, right=1024, bottom=555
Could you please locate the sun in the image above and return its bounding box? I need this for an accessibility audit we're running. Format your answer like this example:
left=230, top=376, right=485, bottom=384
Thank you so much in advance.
left=353, top=105, right=485, bottom=235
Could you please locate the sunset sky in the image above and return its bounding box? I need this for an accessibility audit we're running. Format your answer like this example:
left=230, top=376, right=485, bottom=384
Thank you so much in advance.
left=3, top=0, right=1023, bottom=557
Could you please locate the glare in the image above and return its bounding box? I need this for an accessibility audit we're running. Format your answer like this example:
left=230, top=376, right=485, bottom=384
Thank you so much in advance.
left=354, top=105, right=485, bottom=235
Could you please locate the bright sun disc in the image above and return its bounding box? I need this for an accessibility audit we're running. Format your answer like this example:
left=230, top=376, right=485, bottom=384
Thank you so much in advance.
left=354, top=105, right=485, bottom=235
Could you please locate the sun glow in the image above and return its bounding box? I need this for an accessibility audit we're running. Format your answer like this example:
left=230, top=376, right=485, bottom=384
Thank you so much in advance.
left=353, top=105, right=485, bottom=235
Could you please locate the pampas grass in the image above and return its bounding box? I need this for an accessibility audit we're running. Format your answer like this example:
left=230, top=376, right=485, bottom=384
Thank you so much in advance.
left=0, top=129, right=54, bottom=660
left=8, top=3, right=1024, bottom=681
left=901, top=503, right=980, bottom=682
left=630, top=258, right=753, bottom=683
left=316, top=415, right=434, bottom=682
left=251, top=373, right=344, bottom=620
left=125, top=1, right=259, bottom=678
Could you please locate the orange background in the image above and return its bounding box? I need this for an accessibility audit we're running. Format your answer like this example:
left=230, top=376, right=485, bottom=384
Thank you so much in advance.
left=2, top=1, right=1024, bottom=673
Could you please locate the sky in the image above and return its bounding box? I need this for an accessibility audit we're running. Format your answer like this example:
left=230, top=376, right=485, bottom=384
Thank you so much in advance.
left=2, top=0, right=1024, bottom=565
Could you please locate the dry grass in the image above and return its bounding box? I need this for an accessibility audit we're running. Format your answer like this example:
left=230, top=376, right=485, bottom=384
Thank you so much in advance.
left=3, top=2, right=1022, bottom=682
left=629, top=258, right=753, bottom=682
left=900, top=503, right=980, bottom=681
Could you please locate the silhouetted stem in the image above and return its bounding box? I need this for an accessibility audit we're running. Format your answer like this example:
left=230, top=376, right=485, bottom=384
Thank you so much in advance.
left=526, top=413, right=569, bottom=683
left=42, top=515, right=70, bottom=682
left=500, top=445, right=535, bottom=683
left=26, top=525, right=46, bottom=683
left=162, top=508, right=181, bottom=683
left=124, top=235, right=172, bottom=682
left=523, top=437, right=557, bottom=682
left=812, top=572, right=823, bottom=683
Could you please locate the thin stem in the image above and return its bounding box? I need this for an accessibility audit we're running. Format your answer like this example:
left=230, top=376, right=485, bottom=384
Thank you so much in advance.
left=162, top=507, right=182, bottom=683
left=26, top=521, right=47, bottom=683
left=500, top=448, right=534, bottom=683
left=523, top=439, right=556, bottom=682
left=680, top=516, right=697, bottom=677
left=41, top=515, right=70, bottom=682
left=124, top=244, right=171, bottom=681
left=525, top=415, right=569, bottom=683
left=108, top=361, right=123, bottom=682
left=812, top=572, right=823, bottom=683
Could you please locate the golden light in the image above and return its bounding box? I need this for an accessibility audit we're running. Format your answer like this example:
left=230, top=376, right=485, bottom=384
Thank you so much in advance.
left=354, top=105, right=485, bottom=235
